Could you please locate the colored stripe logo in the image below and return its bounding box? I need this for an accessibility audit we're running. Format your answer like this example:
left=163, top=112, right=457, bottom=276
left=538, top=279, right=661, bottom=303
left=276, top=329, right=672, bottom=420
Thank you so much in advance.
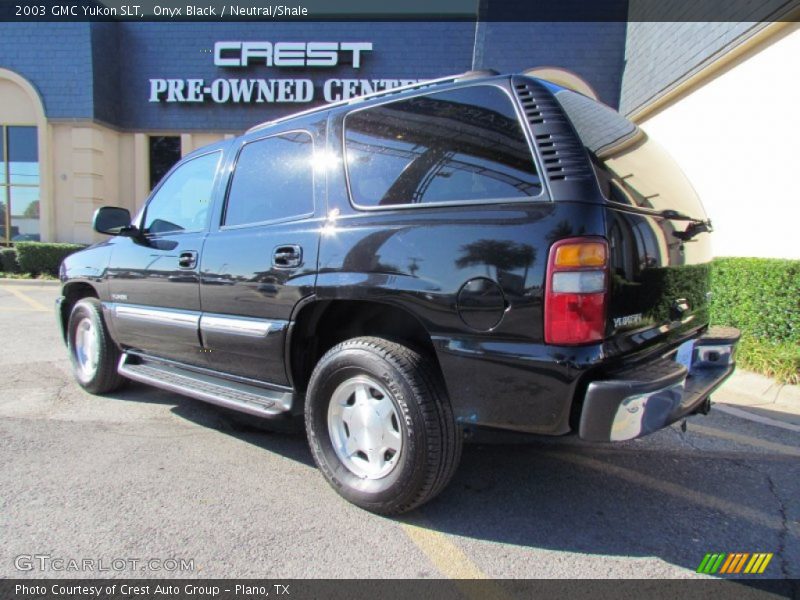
left=697, top=552, right=773, bottom=574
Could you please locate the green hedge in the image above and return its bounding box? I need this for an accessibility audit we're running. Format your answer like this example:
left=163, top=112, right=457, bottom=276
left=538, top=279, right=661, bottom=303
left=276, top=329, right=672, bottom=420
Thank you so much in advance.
left=0, top=247, right=19, bottom=273
left=711, top=257, right=800, bottom=383
left=711, top=258, right=800, bottom=344
left=14, top=242, right=86, bottom=276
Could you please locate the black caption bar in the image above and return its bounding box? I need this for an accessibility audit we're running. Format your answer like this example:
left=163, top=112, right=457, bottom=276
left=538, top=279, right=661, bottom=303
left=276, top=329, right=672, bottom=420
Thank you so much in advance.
left=1, top=0, right=799, bottom=22
left=1, top=579, right=798, bottom=600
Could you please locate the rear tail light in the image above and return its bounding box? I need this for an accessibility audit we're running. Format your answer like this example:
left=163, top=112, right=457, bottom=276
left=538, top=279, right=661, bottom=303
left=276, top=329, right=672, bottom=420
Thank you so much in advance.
left=544, top=237, right=609, bottom=345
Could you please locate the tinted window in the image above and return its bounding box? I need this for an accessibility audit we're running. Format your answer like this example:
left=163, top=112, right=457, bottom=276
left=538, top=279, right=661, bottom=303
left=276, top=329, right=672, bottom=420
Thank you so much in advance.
left=344, top=86, right=541, bottom=208
left=224, top=132, right=314, bottom=227
left=8, top=126, right=39, bottom=186
left=144, top=152, right=220, bottom=235
left=1, top=126, right=40, bottom=243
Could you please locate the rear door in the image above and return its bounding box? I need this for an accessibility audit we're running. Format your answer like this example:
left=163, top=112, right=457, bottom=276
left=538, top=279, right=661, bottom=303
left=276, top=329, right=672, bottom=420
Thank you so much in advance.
left=198, top=130, right=322, bottom=385
left=550, top=86, right=713, bottom=355
left=107, top=150, right=222, bottom=366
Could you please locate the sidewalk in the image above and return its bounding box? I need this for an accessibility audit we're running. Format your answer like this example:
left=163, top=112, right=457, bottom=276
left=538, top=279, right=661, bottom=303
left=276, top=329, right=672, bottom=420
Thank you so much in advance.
left=713, top=369, right=800, bottom=428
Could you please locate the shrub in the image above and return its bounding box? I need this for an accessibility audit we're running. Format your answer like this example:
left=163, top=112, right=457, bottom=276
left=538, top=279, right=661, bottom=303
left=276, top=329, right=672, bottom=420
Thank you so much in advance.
left=711, top=257, right=800, bottom=383
left=711, top=258, right=800, bottom=344
left=15, top=242, right=86, bottom=276
left=0, top=247, right=19, bottom=273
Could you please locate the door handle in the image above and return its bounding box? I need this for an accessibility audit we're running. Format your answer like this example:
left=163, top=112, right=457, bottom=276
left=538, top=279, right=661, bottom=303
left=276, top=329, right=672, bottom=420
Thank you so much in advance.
left=273, top=245, right=303, bottom=268
left=178, top=250, right=198, bottom=269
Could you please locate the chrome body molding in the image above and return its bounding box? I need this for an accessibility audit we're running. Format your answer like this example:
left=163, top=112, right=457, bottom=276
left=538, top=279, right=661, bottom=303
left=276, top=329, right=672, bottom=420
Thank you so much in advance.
left=104, top=302, right=287, bottom=339
left=110, top=303, right=199, bottom=329
left=200, top=314, right=276, bottom=338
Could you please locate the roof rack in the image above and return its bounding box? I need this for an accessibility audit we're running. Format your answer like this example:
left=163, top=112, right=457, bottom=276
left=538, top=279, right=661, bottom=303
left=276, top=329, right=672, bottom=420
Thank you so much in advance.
left=245, top=69, right=502, bottom=134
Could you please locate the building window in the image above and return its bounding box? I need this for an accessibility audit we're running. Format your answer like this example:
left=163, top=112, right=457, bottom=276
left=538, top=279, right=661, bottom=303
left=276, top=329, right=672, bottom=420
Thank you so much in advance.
left=0, top=125, right=39, bottom=243
left=149, top=136, right=181, bottom=190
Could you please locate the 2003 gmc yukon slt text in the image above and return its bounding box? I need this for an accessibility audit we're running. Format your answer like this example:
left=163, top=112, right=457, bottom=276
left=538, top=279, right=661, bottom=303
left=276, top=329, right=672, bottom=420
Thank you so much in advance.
left=56, top=71, right=740, bottom=514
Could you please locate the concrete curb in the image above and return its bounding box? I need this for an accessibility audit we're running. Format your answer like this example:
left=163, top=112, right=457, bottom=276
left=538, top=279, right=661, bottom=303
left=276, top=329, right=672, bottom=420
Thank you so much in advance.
left=0, top=278, right=60, bottom=287
left=722, top=369, right=800, bottom=406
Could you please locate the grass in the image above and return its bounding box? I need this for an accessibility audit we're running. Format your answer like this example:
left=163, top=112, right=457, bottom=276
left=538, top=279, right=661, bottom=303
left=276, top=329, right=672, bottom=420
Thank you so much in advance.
left=735, top=337, right=800, bottom=385
left=0, top=271, right=58, bottom=281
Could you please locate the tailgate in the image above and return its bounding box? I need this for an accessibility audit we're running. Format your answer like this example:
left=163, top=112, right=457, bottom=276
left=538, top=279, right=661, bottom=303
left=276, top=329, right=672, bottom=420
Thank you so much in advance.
left=550, top=86, right=714, bottom=357
left=600, top=135, right=713, bottom=354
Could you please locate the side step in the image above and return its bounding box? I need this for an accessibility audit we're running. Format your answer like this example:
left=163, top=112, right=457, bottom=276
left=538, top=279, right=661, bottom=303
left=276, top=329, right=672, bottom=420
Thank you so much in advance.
left=118, top=353, right=293, bottom=418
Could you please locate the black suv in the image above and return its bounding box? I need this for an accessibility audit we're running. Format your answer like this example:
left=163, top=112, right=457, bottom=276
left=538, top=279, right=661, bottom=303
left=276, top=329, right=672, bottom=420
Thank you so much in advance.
left=57, top=71, right=739, bottom=514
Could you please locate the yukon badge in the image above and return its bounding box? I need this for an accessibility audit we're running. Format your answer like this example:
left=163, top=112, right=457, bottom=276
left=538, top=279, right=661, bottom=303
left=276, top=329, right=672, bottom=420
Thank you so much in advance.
left=613, top=313, right=643, bottom=328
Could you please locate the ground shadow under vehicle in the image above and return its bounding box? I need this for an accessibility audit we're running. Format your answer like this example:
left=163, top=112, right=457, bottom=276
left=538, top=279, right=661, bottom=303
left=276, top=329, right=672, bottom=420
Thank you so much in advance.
left=105, top=382, right=798, bottom=581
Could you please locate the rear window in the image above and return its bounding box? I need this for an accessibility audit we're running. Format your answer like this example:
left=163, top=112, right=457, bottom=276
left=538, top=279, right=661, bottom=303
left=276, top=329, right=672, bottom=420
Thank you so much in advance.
left=551, top=87, right=707, bottom=219
left=344, top=85, right=542, bottom=208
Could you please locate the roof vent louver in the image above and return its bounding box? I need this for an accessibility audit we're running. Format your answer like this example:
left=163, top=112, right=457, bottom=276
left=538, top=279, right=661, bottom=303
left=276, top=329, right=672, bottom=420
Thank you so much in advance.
left=513, top=78, right=593, bottom=185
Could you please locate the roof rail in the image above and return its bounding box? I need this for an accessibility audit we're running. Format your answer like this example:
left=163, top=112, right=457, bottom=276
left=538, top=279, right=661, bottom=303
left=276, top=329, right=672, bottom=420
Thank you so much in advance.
left=245, top=69, right=503, bottom=134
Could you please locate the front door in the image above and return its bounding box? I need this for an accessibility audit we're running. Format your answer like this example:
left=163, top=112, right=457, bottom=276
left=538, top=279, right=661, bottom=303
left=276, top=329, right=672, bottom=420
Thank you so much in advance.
left=199, top=131, right=320, bottom=385
left=107, top=150, right=222, bottom=366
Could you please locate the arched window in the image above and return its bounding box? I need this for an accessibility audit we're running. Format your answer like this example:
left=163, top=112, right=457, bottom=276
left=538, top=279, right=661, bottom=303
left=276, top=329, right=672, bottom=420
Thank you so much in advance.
left=0, top=69, right=46, bottom=244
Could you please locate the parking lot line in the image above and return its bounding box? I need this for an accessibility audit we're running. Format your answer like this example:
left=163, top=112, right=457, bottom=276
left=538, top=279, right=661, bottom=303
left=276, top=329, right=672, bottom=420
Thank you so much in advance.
left=4, top=286, right=50, bottom=312
left=690, top=423, right=800, bottom=457
left=713, top=403, right=800, bottom=433
left=400, top=522, right=489, bottom=579
left=550, top=452, right=794, bottom=534
left=400, top=522, right=516, bottom=599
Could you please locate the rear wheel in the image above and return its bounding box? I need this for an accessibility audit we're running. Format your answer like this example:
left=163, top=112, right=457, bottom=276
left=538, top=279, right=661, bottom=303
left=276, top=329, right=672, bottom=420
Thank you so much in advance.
left=67, top=298, right=126, bottom=394
left=305, top=336, right=462, bottom=514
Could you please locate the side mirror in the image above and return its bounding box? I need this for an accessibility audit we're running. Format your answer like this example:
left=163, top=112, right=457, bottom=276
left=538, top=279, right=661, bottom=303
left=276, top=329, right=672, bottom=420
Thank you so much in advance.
left=93, top=207, right=133, bottom=236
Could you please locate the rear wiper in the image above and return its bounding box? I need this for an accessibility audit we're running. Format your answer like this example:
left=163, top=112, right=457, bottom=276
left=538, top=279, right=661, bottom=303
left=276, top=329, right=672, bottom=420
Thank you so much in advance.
left=659, top=210, right=714, bottom=240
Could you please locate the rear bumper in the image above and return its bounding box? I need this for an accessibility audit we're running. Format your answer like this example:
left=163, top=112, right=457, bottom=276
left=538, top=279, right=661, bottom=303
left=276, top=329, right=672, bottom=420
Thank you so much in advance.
left=579, top=326, right=740, bottom=442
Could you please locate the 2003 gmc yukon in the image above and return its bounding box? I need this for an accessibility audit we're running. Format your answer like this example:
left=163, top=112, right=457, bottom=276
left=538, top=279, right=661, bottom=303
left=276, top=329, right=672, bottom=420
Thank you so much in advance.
left=56, top=71, right=740, bottom=514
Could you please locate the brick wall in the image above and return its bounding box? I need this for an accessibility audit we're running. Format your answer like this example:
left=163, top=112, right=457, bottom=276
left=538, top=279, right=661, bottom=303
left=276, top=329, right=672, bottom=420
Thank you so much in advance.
left=91, top=23, right=122, bottom=126
left=0, top=22, right=94, bottom=118
left=114, top=21, right=476, bottom=132
left=1, top=20, right=629, bottom=130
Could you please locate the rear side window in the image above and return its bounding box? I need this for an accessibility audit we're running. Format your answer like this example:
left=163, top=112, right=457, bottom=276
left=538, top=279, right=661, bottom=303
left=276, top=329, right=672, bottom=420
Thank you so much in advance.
left=344, top=85, right=541, bottom=208
left=224, top=132, right=314, bottom=227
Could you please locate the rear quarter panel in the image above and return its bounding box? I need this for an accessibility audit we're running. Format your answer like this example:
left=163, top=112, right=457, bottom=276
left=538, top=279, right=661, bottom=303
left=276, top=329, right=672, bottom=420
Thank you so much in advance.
left=320, top=105, right=606, bottom=432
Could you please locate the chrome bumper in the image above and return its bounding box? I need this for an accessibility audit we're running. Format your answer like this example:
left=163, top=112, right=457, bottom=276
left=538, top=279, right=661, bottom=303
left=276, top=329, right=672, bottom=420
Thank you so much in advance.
left=55, top=295, right=66, bottom=342
left=579, top=326, right=740, bottom=442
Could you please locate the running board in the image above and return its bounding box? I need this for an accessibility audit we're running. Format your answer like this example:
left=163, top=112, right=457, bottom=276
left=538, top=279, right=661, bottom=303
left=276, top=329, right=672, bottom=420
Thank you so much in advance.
left=118, top=353, right=293, bottom=418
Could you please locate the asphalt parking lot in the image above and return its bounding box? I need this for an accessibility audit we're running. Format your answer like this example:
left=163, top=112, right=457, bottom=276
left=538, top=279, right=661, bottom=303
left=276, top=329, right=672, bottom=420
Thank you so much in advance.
left=1, top=282, right=798, bottom=580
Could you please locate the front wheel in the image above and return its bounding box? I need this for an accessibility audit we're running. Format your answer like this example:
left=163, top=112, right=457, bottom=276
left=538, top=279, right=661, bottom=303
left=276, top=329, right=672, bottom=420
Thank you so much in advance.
left=67, top=297, right=126, bottom=394
left=305, top=336, right=462, bottom=514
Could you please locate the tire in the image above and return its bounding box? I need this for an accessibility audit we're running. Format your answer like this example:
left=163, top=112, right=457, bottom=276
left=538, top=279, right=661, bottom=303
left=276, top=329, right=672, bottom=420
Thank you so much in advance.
left=67, top=297, right=126, bottom=394
left=305, top=336, right=462, bottom=514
